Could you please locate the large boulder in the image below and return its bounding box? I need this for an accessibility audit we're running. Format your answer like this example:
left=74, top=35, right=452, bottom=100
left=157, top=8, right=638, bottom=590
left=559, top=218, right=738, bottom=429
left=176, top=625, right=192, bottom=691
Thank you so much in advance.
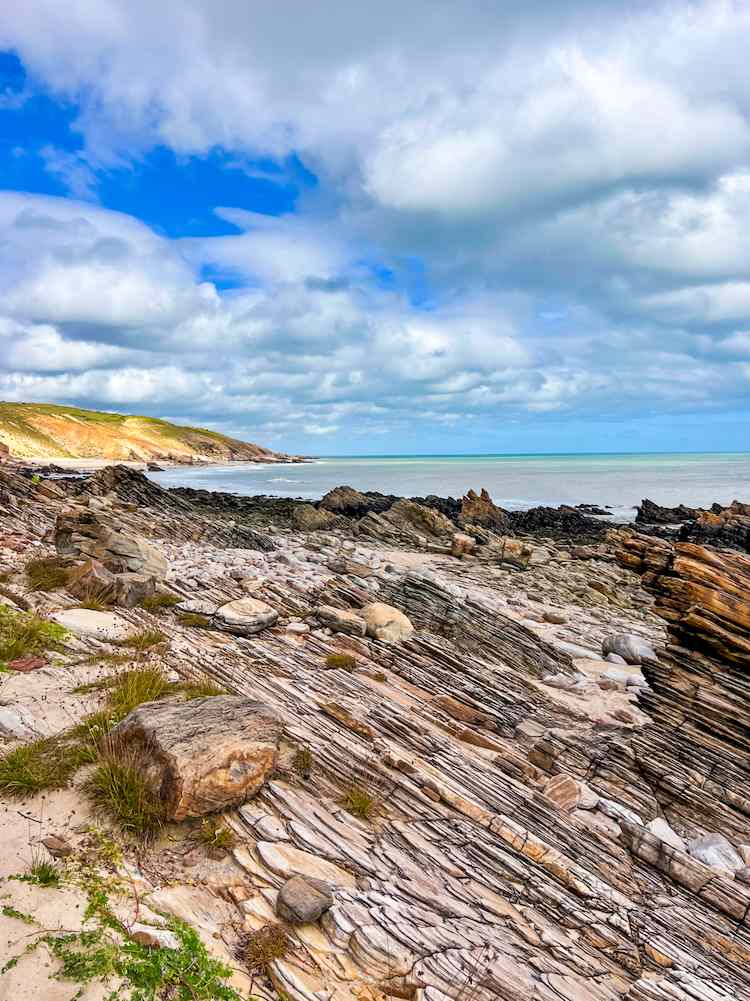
left=213, top=597, right=278, bottom=635
left=50, top=608, right=135, bottom=642
left=110, top=697, right=282, bottom=820
left=54, top=507, right=167, bottom=577
left=315, top=604, right=367, bottom=637
left=687, top=832, right=744, bottom=873
left=361, top=602, right=414, bottom=643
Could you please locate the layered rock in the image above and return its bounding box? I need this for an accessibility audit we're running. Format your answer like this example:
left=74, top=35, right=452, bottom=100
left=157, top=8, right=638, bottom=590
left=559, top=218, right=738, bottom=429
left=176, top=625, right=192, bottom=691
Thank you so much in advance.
left=54, top=506, right=167, bottom=577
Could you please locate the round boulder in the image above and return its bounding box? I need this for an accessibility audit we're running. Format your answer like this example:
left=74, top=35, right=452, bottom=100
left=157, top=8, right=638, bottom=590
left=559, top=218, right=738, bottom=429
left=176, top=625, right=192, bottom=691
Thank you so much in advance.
left=276, top=875, right=333, bottom=925
left=361, top=602, right=414, bottom=643
left=602, top=633, right=657, bottom=665
left=213, top=597, right=278, bottom=636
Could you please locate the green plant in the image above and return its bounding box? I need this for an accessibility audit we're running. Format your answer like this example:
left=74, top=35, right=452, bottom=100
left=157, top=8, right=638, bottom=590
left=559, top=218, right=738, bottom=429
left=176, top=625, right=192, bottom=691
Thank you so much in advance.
left=243, top=922, right=290, bottom=973
left=76, top=587, right=112, bottom=611
left=25, top=556, right=71, bottom=592
left=0, top=735, right=88, bottom=798
left=179, top=679, right=226, bottom=699
left=340, top=783, right=380, bottom=821
left=31, top=473, right=42, bottom=485
left=107, top=666, right=170, bottom=716
left=324, top=652, right=356, bottom=671
left=117, top=629, right=167, bottom=652
left=22, top=854, right=63, bottom=888
left=0, top=605, right=67, bottom=665
left=83, top=751, right=165, bottom=839
left=176, top=612, right=211, bottom=629
left=139, top=592, right=181, bottom=613
left=2, top=904, right=36, bottom=925
left=195, top=817, right=236, bottom=851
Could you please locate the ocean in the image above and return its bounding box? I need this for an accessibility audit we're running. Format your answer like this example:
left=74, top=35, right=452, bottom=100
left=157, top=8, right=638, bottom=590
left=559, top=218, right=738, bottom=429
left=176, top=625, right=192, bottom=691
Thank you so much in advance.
left=148, top=451, right=750, bottom=520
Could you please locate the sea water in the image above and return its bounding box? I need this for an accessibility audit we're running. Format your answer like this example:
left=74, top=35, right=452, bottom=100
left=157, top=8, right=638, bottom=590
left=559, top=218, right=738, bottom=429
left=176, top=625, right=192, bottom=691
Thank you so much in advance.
left=148, top=451, right=750, bottom=520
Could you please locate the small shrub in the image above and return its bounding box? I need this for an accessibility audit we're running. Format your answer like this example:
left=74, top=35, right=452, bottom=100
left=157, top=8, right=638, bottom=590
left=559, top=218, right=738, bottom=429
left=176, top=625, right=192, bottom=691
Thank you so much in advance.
left=25, top=556, right=70, bottom=592
left=83, top=751, right=165, bottom=839
left=108, top=666, right=170, bottom=717
left=139, top=592, right=181, bottom=613
left=117, top=629, right=167, bottom=652
left=292, top=747, right=313, bottom=777
left=0, top=735, right=86, bottom=797
left=340, top=783, right=380, bottom=821
left=196, top=817, right=236, bottom=851
left=0, top=605, right=67, bottom=665
left=176, top=612, right=211, bottom=629
left=373, top=671, right=387, bottom=683
left=243, top=923, right=290, bottom=973
left=324, top=652, right=356, bottom=671
left=31, top=473, right=42, bottom=485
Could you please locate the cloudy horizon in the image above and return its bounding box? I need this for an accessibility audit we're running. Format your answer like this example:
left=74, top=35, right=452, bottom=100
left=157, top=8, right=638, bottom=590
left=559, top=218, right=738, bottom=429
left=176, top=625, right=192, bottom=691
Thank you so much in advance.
left=1, top=0, right=750, bottom=454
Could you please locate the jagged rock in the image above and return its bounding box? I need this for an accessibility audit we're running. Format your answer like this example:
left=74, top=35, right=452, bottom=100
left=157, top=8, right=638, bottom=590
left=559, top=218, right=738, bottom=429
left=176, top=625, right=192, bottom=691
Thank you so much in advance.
left=602, top=632, right=657, bottom=665
left=213, top=597, right=278, bottom=636
left=315, top=604, right=367, bottom=637
left=599, top=798, right=644, bottom=827
left=319, top=485, right=394, bottom=517
left=357, top=499, right=455, bottom=547
left=275, top=875, right=333, bottom=924
left=361, top=602, right=414, bottom=643
left=458, top=488, right=509, bottom=531
left=54, top=507, right=167, bottom=577
left=680, top=500, right=750, bottom=553
left=688, top=833, right=744, bottom=873
left=110, top=697, right=282, bottom=820
left=292, top=504, right=338, bottom=531
left=636, top=498, right=702, bottom=524
left=114, top=572, right=156, bottom=608
left=67, top=559, right=118, bottom=602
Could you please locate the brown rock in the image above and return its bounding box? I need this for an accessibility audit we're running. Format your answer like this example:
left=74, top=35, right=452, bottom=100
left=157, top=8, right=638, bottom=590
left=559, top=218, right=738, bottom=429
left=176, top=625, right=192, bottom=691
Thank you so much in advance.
left=292, top=504, right=338, bottom=531
left=41, top=834, right=73, bottom=858
left=459, top=488, right=509, bottom=531
left=276, top=875, right=333, bottom=924
left=114, top=572, right=156, bottom=608
left=451, top=532, right=476, bottom=559
left=110, top=697, right=282, bottom=820
left=543, top=774, right=580, bottom=812
left=55, top=507, right=167, bottom=577
left=315, top=604, right=367, bottom=637
left=67, top=559, right=117, bottom=602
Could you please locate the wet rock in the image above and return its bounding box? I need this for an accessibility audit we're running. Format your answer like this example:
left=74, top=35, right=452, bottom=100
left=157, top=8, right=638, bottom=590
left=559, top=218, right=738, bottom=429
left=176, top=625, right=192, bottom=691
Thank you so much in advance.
left=275, top=874, right=333, bottom=924
left=110, top=696, right=282, bottom=820
left=688, top=833, right=744, bottom=873
left=361, top=601, right=414, bottom=643
left=636, top=498, right=702, bottom=525
left=314, top=604, right=367, bottom=637
left=213, top=597, right=278, bottom=636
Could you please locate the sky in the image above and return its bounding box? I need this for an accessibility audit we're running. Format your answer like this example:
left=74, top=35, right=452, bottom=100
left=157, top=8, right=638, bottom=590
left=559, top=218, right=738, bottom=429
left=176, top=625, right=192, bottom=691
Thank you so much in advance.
left=1, top=1, right=750, bottom=456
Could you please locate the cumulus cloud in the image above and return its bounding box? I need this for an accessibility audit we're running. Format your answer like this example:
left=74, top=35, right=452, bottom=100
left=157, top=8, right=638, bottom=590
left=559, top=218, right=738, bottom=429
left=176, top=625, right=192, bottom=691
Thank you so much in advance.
left=0, top=1, right=749, bottom=450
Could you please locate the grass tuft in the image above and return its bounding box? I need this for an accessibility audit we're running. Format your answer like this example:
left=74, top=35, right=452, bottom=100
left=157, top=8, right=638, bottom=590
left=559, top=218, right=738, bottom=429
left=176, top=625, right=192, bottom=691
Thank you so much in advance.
left=25, top=556, right=71, bottom=592
left=243, top=923, right=290, bottom=973
left=0, top=604, right=67, bottom=665
left=292, top=746, right=313, bottom=777
left=0, top=735, right=89, bottom=798
left=139, top=592, right=181, bottom=613
left=83, top=750, right=165, bottom=839
left=26, top=855, right=63, bottom=887
left=117, top=629, right=167, bottom=652
left=176, top=612, right=211, bottom=629
left=195, top=817, right=236, bottom=851
left=75, top=587, right=112, bottom=611
left=324, top=652, right=356, bottom=671
left=340, top=783, right=380, bottom=821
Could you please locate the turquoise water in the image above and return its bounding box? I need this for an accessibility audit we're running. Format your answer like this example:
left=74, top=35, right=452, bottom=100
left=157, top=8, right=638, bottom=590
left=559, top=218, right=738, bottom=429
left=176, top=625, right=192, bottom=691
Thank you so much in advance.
left=149, top=451, right=750, bottom=519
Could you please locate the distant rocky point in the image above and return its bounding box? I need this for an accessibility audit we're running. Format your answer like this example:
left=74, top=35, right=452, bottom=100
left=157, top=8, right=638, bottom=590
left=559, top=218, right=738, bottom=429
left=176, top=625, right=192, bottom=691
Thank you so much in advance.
left=0, top=401, right=305, bottom=464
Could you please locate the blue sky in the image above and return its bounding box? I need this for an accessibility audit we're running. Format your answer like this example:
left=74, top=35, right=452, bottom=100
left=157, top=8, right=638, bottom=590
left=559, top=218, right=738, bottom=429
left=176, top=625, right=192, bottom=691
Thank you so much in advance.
left=1, top=2, right=750, bottom=455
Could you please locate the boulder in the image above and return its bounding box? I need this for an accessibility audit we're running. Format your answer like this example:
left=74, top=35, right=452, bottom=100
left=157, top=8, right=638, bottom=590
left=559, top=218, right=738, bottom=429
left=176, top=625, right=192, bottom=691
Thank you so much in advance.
left=458, top=488, right=509, bottom=531
left=67, top=559, right=118, bottom=602
left=54, top=507, right=167, bottom=577
left=485, top=537, right=533, bottom=569
left=361, top=602, right=414, bottom=643
left=130, top=924, right=180, bottom=950
left=451, top=533, right=476, bottom=559
left=319, top=485, right=392, bottom=517
left=687, top=832, right=744, bottom=873
left=50, top=608, right=135, bottom=642
left=110, top=696, right=282, bottom=820
left=275, top=875, right=333, bottom=924
left=213, top=597, right=278, bottom=636
left=602, top=633, right=657, bottom=665
left=314, top=604, right=367, bottom=637
left=114, top=572, right=156, bottom=608
left=292, top=504, right=338, bottom=531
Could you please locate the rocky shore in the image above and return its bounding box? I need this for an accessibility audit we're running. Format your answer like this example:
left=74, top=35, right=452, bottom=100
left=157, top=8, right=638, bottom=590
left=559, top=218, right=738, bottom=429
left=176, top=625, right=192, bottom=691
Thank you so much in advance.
left=1, top=463, right=749, bottom=1001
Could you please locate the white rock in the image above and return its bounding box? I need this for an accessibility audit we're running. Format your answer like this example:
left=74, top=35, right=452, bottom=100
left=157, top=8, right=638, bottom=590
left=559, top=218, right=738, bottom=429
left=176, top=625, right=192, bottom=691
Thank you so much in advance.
left=688, top=832, right=744, bottom=872
left=130, top=924, right=180, bottom=950
left=598, top=798, right=644, bottom=827
left=50, top=609, right=135, bottom=642
left=361, top=602, right=414, bottom=643
left=286, top=621, right=310, bottom=635
left=647, top=818, right=687, bottom=852
left=213, top=597, right=278, bottom=636
left=0, top=708, right=36, bottom=740
left=175, top=598, right=219, bottom=616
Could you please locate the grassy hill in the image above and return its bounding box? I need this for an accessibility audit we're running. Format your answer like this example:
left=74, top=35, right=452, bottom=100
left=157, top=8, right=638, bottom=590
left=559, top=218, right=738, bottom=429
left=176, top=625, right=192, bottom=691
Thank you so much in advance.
left=0, top=402, right=293, bottom=463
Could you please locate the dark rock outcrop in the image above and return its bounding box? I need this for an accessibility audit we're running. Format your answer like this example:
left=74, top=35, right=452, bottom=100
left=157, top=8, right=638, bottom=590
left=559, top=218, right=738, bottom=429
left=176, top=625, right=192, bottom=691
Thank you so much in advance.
left=636, top=498, right=702, bottom=524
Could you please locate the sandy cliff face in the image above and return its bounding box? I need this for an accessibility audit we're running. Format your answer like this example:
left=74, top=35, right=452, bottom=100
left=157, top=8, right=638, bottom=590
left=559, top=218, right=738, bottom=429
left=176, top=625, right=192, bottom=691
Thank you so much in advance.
left=0, top=401, right=296, bottom=462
